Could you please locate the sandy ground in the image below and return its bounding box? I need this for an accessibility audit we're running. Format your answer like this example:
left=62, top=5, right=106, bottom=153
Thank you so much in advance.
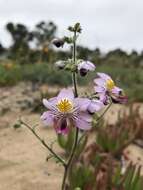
left=0, top=113, right=64, bottom=190
left=0, top=83, right=143, bottom=190
left=0, top=109, right=142, bottom=190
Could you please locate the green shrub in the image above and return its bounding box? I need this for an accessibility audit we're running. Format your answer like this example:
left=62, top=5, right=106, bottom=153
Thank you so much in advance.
left=0, top=62, right=143, bottom=102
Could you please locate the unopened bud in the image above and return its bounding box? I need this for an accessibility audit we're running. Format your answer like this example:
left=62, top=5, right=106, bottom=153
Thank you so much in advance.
left=55, top=61, right=66, bottom=69
left=74, top=23, right=82, bottom=33
left=52, top=38, right=64, bottom=48
left=68, top=26, right=74, bottom=32
left=79, top=68, right=88, bottom=76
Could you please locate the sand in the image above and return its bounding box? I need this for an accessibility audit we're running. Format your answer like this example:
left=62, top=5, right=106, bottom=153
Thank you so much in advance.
left=0, top=83, right=142, bottom=190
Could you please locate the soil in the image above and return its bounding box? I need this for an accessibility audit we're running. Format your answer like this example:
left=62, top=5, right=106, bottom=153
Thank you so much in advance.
left=0, top=83, right=143, bottom=190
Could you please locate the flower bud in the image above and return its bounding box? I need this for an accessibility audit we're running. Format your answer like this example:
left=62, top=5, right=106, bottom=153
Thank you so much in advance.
left=68, top=26, right=74, bottom=32
left=78, top=61, right=96, bottom=76
left=52, top=38, right=64, bottom=48
left=55, top=60, right=66, bottom=69
left=74, top=22, right=82, bottom=33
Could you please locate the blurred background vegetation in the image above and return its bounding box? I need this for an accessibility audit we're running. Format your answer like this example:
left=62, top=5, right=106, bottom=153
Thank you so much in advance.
left=0, top=20, right=143, bottom=102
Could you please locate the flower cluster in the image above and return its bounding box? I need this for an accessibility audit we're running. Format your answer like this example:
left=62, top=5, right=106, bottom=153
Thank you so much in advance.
left=41, top=63, right=127, bottom=134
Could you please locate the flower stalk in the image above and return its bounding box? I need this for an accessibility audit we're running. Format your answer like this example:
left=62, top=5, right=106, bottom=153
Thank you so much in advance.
left=62, top=30, right=79, bottom=190
left=20, top=120, right=66, bottom=167
left=18, top=23, right=131, bottom=190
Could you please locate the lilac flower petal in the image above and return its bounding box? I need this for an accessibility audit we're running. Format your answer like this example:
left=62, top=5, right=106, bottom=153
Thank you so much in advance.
left=80, top=112, right=92, bottom=122
left=54, top=119, right=69, bottom=135
left=57, top=88, right=74, bottom=101
left=86, top=61, right=96, bottom=71
left=97, top=72, right=111, bottom=80
left=41, top=111, right=54, bottom=126
left=78, top=61, right=96, bottom=71
left=94, top=86, right=105, bottom=93
left=75, top=113, right=92, bottom=130
left=99, top=93, right=109, bottom=105
left=87, top=100, right=104, bottom=113
left=111, top=86, right=122, bottom=95
left=111, top=94, right=128, bottom=104
left=43, top=98, right=57, bottom=110
left=94, top=78, right=106, bottom=87
left=57, top=127, right=69, bottom=135
left=74, top=98, right=91, bottom=112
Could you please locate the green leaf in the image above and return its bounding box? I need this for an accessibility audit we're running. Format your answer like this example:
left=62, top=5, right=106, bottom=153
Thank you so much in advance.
left=131, top=166, right=142, bottom=190
left=13, top=123, right=22, bottom=129
left=124, top=164, right=136, bottom=190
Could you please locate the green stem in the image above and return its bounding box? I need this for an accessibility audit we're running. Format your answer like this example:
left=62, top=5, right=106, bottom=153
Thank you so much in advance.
left=72, top=31, right=78, bottom=98
left=72, top=72, right=78, bottom=97
left=20, top=120, right=66, bottom=167
left=61, top=30, right=79, bottom=190
left=62, top=128, right=79, bottom=190
left=96, top=101, right=112, bottom=124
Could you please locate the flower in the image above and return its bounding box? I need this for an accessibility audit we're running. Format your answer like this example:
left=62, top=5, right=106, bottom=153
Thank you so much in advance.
left=41, top=89, right=101, bottom=134
left=77, top=61, right=96, bottom=76
left=52, top=38, right=64, bottom=48
left=94, top=73, right=127, bottom=104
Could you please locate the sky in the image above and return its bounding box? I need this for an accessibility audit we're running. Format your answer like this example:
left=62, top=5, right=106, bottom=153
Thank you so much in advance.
left=0, top=0, right=143, bottom=52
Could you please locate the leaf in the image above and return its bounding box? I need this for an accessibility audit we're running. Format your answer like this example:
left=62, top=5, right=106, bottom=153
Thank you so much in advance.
left=131, top=166, right=142, bottom=190
left=124, top=164, right=136, bottom=190
left=112, top=165, right=122, bottom=186
left=13, top=123, right=22, bottom=129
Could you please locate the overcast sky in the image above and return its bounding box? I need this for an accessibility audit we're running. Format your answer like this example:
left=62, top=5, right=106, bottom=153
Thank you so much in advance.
left=0, top=0, right=143, bottom=52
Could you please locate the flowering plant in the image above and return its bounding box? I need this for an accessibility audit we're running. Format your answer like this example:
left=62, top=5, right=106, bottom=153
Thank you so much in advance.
left=19, top=23, right=143, bottom=190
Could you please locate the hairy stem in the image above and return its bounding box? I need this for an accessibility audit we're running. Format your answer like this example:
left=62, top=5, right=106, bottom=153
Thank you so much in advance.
left=20, top=120, right=66, bottom=167
left=62, top=30, right=79, bottom=190
left=62, top=128, right=79, bottom=190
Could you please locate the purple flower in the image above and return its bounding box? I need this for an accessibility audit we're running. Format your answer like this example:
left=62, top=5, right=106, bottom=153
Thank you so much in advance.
left=94, top=73, right=127, bottom=104
left=41, top=88, right=102, bottom=134
left=78, top=61, right=96, bottom=76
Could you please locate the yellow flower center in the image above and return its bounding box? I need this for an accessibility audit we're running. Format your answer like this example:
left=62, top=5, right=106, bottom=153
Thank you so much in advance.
left=106, top=79, right=115, bottom=90
left=57, top=98, right=73, bottom=113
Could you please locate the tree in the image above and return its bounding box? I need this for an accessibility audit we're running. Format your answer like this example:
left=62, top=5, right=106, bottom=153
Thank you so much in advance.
left=32, top=21, right=57, bottom=50
left=6, top=22, right=33, bottom=62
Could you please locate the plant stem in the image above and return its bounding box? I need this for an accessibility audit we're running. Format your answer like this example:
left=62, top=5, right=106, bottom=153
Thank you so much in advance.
left=96, top=101, right=112, bottom=124
left=61, top=30, right=79, bottom=190
left=61, top=128, right=79, bottom=190
left=20, top=120, right=66, bottom=167
left=72, top=31, right=78, bottom=98
left=72, top=72, right=78, bottom=97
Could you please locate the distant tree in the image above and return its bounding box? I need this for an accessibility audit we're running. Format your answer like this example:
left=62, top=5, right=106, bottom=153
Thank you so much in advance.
left=6, top=22, right=33, bottom=62
left=77, top=46, right=93, bottom=60
left=129, top=50, right=140, bottom=67
left=32, top=21, right=57, bottom=49
left=105, top=48, right=129, bottom=66
left=92, top=48, right=102, bottom=64
left=0, top=42, right=5, bottom=55
left=31, top=21, right=57, bottom=62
